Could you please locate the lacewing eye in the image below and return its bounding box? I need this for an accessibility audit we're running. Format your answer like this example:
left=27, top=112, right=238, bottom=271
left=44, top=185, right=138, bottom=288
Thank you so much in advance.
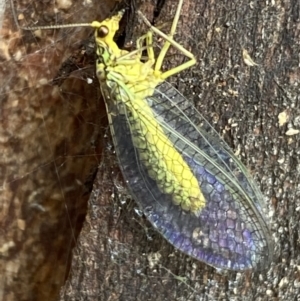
left=98, top=25, right=109, bottom=38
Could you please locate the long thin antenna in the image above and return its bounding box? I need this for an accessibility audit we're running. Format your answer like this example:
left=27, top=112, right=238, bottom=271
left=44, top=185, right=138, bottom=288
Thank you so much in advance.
left=10, top=0, right=92, bottom=30
left=21, top=23, right=93, bottom=30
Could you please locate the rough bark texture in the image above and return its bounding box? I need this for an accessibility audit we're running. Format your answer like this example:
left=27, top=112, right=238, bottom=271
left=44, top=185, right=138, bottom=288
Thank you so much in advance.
left=0, top=0, right=299, bottom=300
left=0, top=0, right=115, bottom=300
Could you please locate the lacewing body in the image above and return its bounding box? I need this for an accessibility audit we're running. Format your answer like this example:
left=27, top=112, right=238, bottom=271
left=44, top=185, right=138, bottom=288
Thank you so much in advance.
left=93, top=1, right=273, bottom=271
left=23, top=0, right=273, bottom=270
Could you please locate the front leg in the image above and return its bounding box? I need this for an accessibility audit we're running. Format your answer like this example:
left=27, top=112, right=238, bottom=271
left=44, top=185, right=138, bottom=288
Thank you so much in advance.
left=137, top=0, right=196, bottom=80
left=136, top=31, right=155, bottom=66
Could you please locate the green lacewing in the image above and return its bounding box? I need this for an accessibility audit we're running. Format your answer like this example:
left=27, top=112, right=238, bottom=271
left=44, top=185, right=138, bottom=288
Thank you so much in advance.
left=20, top=0, right=273, bottom=270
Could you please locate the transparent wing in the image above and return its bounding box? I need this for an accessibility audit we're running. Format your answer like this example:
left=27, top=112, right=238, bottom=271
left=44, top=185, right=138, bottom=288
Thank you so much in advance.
left=103, top=81, right=273, bottom=271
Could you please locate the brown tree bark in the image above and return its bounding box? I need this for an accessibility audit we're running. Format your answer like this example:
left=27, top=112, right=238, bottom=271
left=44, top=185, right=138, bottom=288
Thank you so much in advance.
left=0, top=0, right=115, bottom=300
left=1, top=0, right=299, bottom=300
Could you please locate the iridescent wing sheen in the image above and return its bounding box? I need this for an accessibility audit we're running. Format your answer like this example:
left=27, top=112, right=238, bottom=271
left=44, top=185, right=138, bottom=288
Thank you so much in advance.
left=103, top=81, right=273, bottom=271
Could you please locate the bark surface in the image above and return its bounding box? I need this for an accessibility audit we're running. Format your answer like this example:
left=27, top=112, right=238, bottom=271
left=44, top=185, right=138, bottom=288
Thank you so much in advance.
left=0, top=0, right=299, bottom=300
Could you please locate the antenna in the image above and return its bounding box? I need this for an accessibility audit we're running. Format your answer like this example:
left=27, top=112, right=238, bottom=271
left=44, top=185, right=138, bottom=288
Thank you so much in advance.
left=10, top=0, right=93, bottom=31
